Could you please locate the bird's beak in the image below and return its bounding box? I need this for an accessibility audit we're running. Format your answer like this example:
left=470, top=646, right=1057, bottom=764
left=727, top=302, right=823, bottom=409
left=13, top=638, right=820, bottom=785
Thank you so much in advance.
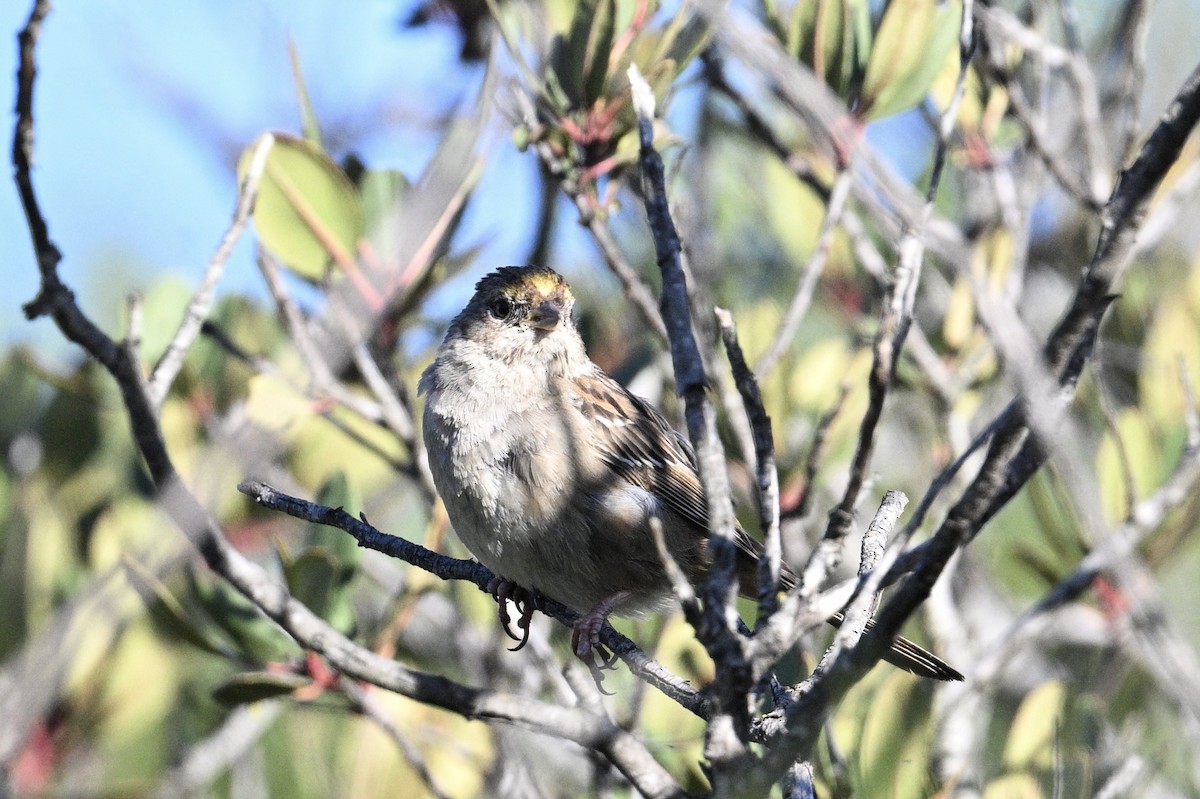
left=528, top=299, right=563, bottom=331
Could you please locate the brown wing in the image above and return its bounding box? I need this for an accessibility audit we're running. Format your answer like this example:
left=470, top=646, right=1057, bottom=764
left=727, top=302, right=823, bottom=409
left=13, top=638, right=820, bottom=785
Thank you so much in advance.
left=572, top=370, right=766, bottom=580
left=570, top=371, right=962, bottom=681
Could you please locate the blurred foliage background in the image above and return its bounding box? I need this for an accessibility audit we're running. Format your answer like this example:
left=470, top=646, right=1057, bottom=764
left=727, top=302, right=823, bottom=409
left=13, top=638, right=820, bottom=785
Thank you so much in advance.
left=5, top=0, right=1200, bottom=797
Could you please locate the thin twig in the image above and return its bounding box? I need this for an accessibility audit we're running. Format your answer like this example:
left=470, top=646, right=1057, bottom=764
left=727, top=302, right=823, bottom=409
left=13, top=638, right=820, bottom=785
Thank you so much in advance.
left=844, top=208, right=964, bottom=403
left=650, top=516, right=701, bottom=626
left=1094, top=755, right=1147, bottom=799
left=715, top=307, right=782, bottom=628
left=339, top=677, right=452, bottom=799
left=256, top=251, right=434, bottom=491
left=796, top=3, right=977, bottom=610
left=991, top=67, right=1104, bottom=210
left=700, top=48, right=827, bottom=200
left=701, top=1, right=976, bottom=276
left=872, top=53, right=1200, bottom=698
left=784, top=384, right=848, bottom=523
left=151, top=701, right=285, bottom=799
left=1095, top=357, right=1139, bottom=522
left=197, top=320, right=413, bottom=475
left=1129, top=159, right=1200, bottom=258
left=1109, top=555, right=1200, bottom=760
left=257, top=251, right=384, bottom=422
left=1113, top=0, right=1152, bottom=160
left=582, top=204, right=669, bottom=341
left=1060, top=3, right=1113, bottom=200
left=147, top=133, right=275, bottom=408
left=733, top=6, right=980, bottom=790
left=824, top=491, right=908, bottom=669
left=755, top=168, right=855, bottom=378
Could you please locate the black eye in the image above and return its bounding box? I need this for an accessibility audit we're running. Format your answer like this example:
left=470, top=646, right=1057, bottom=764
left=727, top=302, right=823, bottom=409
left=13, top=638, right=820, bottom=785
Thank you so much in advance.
left=490, top=297, right=513, bottom=320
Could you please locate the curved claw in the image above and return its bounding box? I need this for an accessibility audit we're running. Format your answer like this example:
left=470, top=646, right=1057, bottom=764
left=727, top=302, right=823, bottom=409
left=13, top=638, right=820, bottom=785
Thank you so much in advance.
left=506, top=601, right=535, bottom=652
left=487, top=577, right=535, bottom=651
left=585, top=655, right=616, bottom=696
left=596, top=645, right=619, bottom=670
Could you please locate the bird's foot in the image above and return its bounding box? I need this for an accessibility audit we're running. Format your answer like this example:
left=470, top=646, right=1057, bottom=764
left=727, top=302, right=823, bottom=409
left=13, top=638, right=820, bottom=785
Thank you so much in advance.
left=570, top=590, right=630, bottom=668
left=487, top=576, right=535, bottom=651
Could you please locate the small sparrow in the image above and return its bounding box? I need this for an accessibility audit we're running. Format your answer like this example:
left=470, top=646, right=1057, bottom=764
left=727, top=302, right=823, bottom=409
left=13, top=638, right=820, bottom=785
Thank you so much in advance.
left=420, top=265, right=960, bottom=680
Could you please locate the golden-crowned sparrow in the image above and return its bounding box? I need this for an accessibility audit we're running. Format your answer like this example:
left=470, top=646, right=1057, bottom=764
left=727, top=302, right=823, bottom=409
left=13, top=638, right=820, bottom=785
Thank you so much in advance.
left=420, top=265, right=961, bottom=680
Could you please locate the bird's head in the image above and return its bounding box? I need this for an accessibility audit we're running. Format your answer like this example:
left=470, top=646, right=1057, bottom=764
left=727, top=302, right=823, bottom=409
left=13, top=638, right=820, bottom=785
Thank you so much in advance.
left=444, top=265, right=585, bottom=372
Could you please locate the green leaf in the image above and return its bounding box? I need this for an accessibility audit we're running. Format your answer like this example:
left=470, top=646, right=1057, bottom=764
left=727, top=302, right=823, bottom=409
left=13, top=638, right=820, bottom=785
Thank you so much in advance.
left=359, top=169, right=411, bottom=237
left=583, top=0, right=616, bottom=107
left=553, top=1, right=590, bottom=106
left=306, top=472, right=362, bottom=568
left=540, top=65, right=574, bottom=114
left=760, top=154, right=828, bottom=270
left=553, top=0, right=615, bottom=108
left=791, top=0, right=851, bottom=91
left=651, top=9, right=711, bottom=79
left=856, top=672, right=933, bottom=798
left=283, top=542, right=356, bottom=634
left=983, top=774, right=1042, bottom=799
left=37, top=362, right=104, bottom=479
left=287, top=39, right=322, bottom=149
left=1003, top=681, right=1065, bottom=769
left=0, top=351, right=43, bottom=443
left=284, top=548, right=338, bottom=613
left=1141, top=291, right=1200, bottom=429
left=841, top=0, right=873, bottom=95
left=861, top=0, right=961, bottom=120
left=1096, top=408, right=1161, bottom=523
left=245, top=373, right=312, bottom=434
left=212, top=671, right=310, bottom=706
left=240, top=132, right=364, bottom=281
left=192, top=568, right=299, bottom=662
left=942, top=277, right=974, bottom=350
left=1012, top=543, right=1068, bottom=588
left=359, top=168, right=412, bottom=268
left=122, top=556, right=234, bottom=658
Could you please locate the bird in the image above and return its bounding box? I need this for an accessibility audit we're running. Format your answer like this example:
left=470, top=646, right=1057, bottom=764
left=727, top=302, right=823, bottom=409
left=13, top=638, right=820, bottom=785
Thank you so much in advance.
left=419, top=265, right=961, bottom=681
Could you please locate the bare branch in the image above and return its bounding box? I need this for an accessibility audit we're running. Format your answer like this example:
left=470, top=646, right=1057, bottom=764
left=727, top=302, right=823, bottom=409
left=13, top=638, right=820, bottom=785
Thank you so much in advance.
left=147, top=132, right=274, bottom=407
left=825, top=490, right=907, bottom=668
left=151, top=701, right=285, bottom=799
left=715, top=307, right=782, bottom=627
left=339, top=678, right=452, bottom=799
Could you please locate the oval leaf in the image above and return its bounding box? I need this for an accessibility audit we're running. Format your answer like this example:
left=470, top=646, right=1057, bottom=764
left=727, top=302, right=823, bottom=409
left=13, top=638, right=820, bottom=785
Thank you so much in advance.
left=1003, top=680, right=1065, bottom=769
left=791, top=0, right=849, bottom=89
left=861, top=0, right=961, bottom=120
left=122, top=556, right=233, bottom=658
left=359, top=168, right=411, bottom=237
left=308, top=471, right=364, bottom=570
left=212, top=671, right=310, bottom=706
left=583, top=0, right=616, bottom=107
left=239, top=132, right=364, bottom=281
